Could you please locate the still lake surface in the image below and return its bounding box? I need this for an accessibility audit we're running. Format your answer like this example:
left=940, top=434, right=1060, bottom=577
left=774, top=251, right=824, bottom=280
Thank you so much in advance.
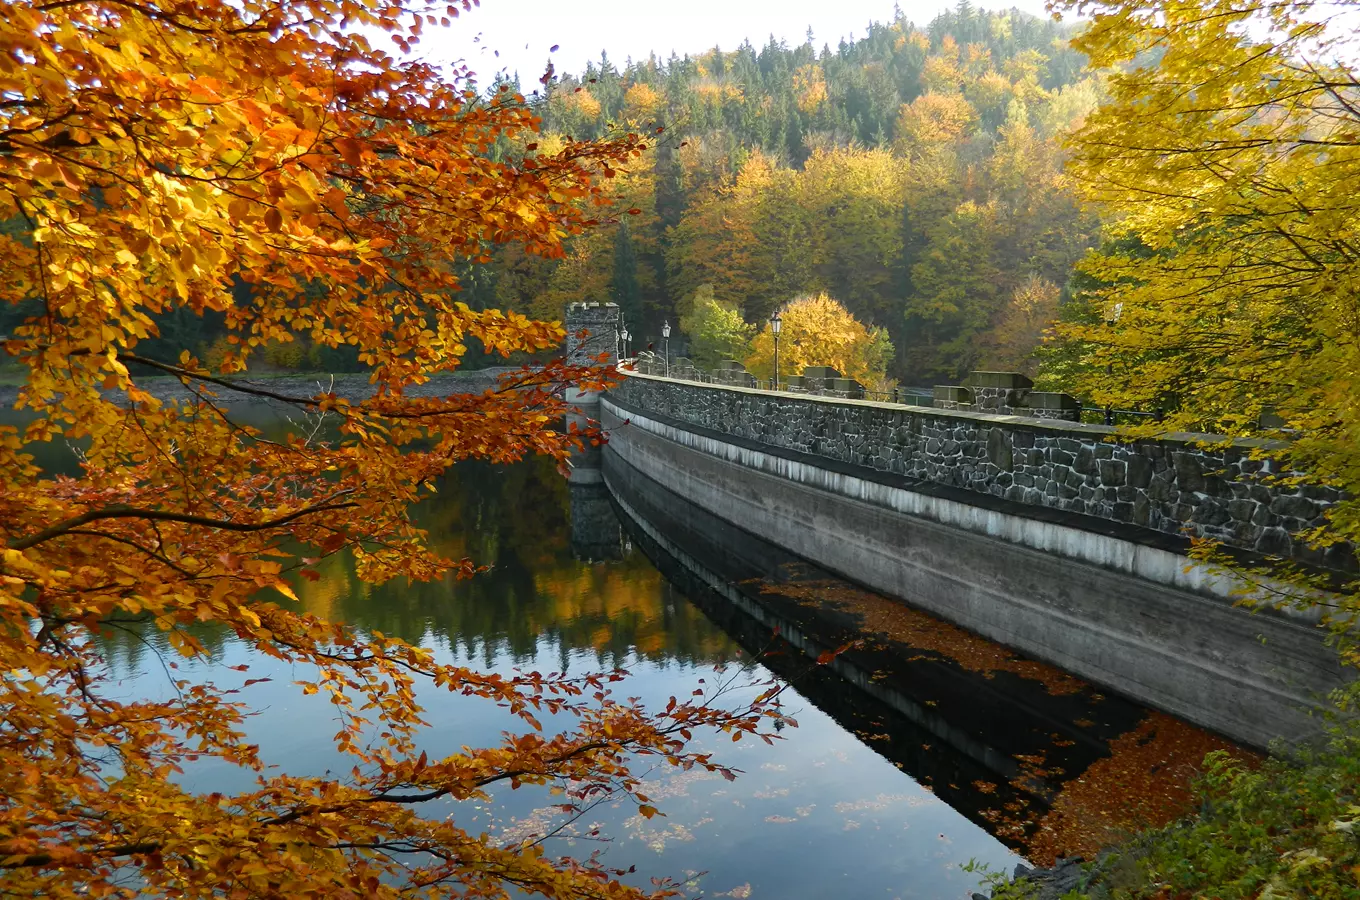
left=83, top=419, right=1247, bottom=899
left=94, top=450, right=1020, bottom=899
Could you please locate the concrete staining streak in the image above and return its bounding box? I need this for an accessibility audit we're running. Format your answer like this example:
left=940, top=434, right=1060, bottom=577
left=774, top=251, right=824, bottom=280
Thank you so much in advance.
left=604, top=398, right=1248, bottom=607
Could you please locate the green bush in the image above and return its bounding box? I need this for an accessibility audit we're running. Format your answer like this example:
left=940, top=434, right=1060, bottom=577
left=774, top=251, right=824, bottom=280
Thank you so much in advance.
left=974, top=725, right=1360, bottom=900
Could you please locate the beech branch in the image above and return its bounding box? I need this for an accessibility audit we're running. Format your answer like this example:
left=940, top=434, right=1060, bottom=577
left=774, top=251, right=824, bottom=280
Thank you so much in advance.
left=9, top=498, right=357, bottom=551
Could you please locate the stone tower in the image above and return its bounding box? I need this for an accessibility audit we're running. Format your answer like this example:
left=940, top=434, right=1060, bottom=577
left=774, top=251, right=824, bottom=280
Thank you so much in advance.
left=563, top=302, right=620, bottom=409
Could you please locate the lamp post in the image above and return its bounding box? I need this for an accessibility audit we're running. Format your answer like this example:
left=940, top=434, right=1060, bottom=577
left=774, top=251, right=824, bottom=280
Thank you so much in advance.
left=1103, top=302, right=1123, bottom=426
left=621, top=327, right=630, bottom=361
left=661, top=321, right=671, bottom=376
left=770, top=309, right=783, bottom=391
left=614, top=327, right=622, bottom=364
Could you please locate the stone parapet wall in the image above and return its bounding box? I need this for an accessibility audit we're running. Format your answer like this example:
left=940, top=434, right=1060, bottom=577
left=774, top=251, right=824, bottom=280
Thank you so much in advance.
left=608, top=372, right=1350, bottom=570
left=935, top=372, right=1083, bottom=422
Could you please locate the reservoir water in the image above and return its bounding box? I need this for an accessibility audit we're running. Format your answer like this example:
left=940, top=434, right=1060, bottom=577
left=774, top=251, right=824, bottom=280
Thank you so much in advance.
left=93, top=436, right=1249, bottom=899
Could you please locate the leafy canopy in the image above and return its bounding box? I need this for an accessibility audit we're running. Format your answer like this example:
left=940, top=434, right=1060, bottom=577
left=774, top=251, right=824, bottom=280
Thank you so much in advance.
left=0, top=0, right=781, bottom=897
left=1055, top=0, right=1360, bottom=660
left=676, top=285, right=755, bottom=369
left=745, top=294, right=894, bottom=386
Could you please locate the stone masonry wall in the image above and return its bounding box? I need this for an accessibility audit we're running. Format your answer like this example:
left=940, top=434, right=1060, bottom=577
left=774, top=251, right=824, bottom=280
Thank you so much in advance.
left=608, top=373, right=1350, bottom=570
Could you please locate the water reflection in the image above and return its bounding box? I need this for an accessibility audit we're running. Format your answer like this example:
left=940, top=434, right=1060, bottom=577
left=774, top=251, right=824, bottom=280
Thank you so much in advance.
left=100, top=458, right=736, bottom=674
left=282, top=459, right=734, bottom=669
left=88, top=441, right=1020, bottom=898
left=602, top=444, right=1252, bottom=865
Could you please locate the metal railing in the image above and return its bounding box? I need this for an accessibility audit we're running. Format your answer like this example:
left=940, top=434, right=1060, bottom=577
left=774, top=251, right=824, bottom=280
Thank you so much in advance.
left=629, top=363, right=940, bottom=408
left=1079, top=406, right=1163, bottom=427
left=625, top=361, right=1165, bottom=426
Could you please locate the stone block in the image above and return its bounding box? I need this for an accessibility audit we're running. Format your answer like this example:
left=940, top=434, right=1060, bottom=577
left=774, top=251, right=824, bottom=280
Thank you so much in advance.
left=828, top=377, right=865, bottom=399
left=1126, top=455, right=1153, bottom=489
left=1191, top=498, right=1231, bottom=527
left=1271, top=494, right=1318, bottom=520
left=966, top=371, right=1034, bottom=390
left=1098, top=459, right=1127, bottom=486
left=987, top=428, right=1013, bottom=470
left=1073, top=446, right=1096, bottom=476
left=1325, top=544, right=1357, bottom=570
left=1020, top=391, right=1081, bottom=420
left=1172, top=452, right=1206, bottom=493
left=1147, top=472, right=1174, bottom=502
left=1256, top=526, right=1292, bottom=557
left=933, top=385, right=973, bottom=405
left=1048, top=448, right=1075, bottom=467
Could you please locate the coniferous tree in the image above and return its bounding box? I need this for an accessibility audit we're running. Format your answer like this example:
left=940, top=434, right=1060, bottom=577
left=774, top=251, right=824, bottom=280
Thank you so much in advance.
left=610, top=220, right=642, bottom=328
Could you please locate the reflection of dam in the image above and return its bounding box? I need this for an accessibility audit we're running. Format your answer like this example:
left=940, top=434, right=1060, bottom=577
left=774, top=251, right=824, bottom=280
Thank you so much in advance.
left=568, top=474, right=625, bottom=562
left=583, top=444, right=1249, bottom=860
left=567, top=412, right=625, bottom=562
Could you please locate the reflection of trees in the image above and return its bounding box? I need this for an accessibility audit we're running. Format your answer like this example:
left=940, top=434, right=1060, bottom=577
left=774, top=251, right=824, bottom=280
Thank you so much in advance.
left=94, top=616, right=234, bottom=678
left=307, top=456, right=736, bottom=668
left=97, top=454, right=736, bottom=674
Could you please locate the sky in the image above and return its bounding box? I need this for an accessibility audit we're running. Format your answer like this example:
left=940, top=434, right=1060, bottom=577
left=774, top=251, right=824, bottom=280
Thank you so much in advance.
left=421, top=0, right=1058, bottom=88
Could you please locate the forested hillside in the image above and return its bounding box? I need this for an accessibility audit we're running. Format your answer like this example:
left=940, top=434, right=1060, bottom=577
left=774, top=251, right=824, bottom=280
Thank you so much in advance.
left=0, top=3, right=1104, bottom=384
left=465, top=3, right=1103, bottom=382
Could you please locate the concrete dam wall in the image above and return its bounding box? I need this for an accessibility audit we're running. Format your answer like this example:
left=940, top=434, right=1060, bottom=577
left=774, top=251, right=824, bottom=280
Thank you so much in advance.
left=600, top=372, right=1351, bottom=749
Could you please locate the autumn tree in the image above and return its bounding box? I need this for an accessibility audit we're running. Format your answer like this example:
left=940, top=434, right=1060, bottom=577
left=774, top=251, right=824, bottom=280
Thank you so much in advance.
left=0, top=1, right=783, bottom=897
left=904, top=199, right=1005, bottom=379
left=982, top=273, right=1061, bottom=375
left=797, top=148, right=907, bottom=331
left=1055, top=0, right=1360, bottom=658
left=665, top=150, right=811, bottom=324
left=676, top=285, right=755, bottom=368
left=745, top=294, right=893, bottom=385
left=894, top=92, right=979, bottom=157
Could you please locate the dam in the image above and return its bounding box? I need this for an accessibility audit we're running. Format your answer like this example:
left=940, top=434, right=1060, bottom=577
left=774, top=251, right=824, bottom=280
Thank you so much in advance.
left=569, top=305, right=1351, bottom=751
